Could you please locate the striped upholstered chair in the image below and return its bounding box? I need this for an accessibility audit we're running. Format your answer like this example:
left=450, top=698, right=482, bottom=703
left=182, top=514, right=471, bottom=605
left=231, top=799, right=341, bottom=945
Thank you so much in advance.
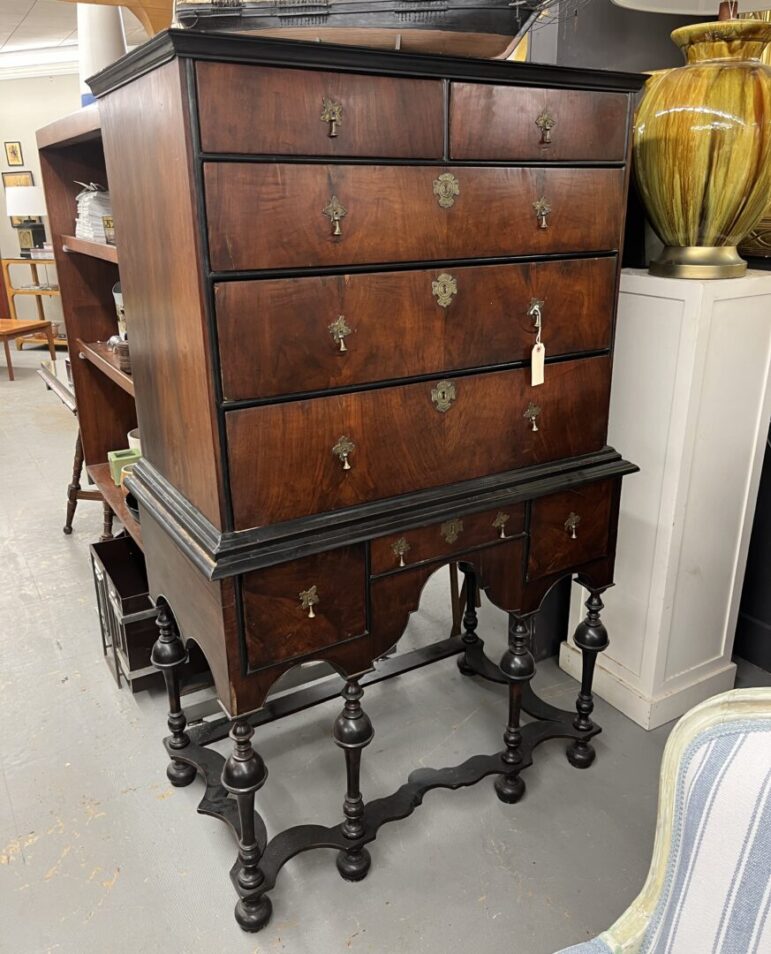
left=555, top=687, right=771, bottom=954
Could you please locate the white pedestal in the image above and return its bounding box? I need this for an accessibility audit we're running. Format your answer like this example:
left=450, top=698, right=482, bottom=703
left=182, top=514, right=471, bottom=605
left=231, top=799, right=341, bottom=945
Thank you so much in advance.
left=560, top=270, right=771, bottom=729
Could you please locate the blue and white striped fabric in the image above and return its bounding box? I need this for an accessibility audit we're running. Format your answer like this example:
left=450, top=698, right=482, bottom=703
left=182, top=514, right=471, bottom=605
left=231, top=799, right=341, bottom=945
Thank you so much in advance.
left=554, top=939, right=612, bottom=953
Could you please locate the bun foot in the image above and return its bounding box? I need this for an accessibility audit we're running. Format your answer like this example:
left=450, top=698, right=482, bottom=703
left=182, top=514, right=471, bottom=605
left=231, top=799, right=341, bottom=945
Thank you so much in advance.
left=63, top=525, right=73, bottom=535
left=457, top=655, right=476, bottom=677
left=494, top=773, right=525, bottom=804
left=167, top=758, right=196, bottom=787
left=235, top=893, right=273, bottom=933
left=336, top=846, right=371, bottom=882
left=567, top=739, right=596, bottom=769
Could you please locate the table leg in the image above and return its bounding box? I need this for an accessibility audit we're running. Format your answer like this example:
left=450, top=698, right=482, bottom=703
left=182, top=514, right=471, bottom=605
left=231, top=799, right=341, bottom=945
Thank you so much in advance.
left=64, top=431, right=85, bottom=534
left=46, top=322, right=56, bottom=360
left=3, top=337, right=13, bottom=381
left=101, top=503, right=114, bottom=543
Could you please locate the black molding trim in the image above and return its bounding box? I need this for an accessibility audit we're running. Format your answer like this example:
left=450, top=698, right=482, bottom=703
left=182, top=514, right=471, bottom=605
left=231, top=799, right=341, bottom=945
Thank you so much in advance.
left=88, top=29, right=645, bottom=99
left=125, top=449, right=638, bottom=581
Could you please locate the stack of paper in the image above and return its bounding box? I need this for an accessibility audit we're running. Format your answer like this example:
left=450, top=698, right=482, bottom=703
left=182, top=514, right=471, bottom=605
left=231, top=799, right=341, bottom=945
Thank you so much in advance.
left=74, top=182, right=113, bottom=243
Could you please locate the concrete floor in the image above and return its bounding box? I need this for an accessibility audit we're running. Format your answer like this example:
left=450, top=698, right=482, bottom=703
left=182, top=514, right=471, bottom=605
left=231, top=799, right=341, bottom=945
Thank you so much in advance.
left=2, top=347, right=770, bottom=954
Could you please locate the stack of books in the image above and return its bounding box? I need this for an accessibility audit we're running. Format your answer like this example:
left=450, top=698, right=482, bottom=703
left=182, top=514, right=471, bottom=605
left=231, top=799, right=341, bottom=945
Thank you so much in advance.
left=74, top=182, right=113, bottom=244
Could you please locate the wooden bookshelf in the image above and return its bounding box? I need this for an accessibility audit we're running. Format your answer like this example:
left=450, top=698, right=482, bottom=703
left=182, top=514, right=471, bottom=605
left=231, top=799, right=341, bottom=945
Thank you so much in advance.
left=62, top=235, right=119, bottom=264
left=88, top=462, right=143, bottom=549
left=77, top=338, right=135, bottom=397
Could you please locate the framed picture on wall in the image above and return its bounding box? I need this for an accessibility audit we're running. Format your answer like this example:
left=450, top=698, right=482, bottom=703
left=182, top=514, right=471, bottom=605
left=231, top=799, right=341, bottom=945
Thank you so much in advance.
left=10, top=215, right=42, bottom=228
left=2, top=170, right=33, bottom=188
left=4, top=142, right=23, bottom=166
left=17, top=227, right=33, bottom=249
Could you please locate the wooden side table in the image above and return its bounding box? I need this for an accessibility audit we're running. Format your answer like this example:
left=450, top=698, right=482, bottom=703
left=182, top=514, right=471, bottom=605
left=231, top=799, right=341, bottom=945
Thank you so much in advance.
left=0, top=257, right=65, bottom=349
left=0, top=318, right=55, bottom=380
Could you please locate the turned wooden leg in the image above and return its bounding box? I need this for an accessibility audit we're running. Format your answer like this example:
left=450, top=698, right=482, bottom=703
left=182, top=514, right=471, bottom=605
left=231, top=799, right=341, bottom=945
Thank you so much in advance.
left=100, top=502, right=114, bottom=542
left=495, top=615, right=535, bottom=804
left=222, top=719, right=272, bottom=932
left=567, top=589, right=609, bottom=770
left=63, top=431, right=85, bottom=535
left=150, top=605, right=196, bottom=788
left=333, top=679, right=374, bottom=881
left=3, top=337, right=14, bottom=381
left=457, top=562, right=480, bottom=676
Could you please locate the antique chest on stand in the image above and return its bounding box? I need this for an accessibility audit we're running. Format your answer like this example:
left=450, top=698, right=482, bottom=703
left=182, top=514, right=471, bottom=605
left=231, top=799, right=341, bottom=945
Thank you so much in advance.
left=90, top=32, right=643, bottom=932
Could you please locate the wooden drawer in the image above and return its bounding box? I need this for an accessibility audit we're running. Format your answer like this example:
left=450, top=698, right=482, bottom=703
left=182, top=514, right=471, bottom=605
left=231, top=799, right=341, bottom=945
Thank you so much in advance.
left=227, top=355, right=611, bottom=529
left=241, top=545, right=367, bottom=671
left=450, top=84, right=629, bottom=162
left=216, top=256, right=617, bottom=401
left=527, top=479, right=616, bottom=581
left=205, top=164, right=626, bottom=271
left=371, top=504, right=526, bottom=575
left=196, top=62, right=443, bottom=159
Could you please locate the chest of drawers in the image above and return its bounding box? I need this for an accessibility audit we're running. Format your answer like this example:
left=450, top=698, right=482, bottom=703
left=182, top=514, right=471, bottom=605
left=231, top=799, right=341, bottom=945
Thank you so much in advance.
left=91, top=31, right=643, bottom=933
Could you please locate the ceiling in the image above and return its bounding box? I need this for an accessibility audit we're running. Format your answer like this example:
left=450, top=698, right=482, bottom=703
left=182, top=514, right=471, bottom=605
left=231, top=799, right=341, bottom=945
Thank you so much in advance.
left=0, top=0, right=149, bottom=79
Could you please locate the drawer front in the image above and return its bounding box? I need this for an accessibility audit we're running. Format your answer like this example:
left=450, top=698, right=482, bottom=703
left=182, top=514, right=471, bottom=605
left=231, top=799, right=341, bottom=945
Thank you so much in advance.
left=241, top=545, right=367, bottom=671
left=205, top=164, right=626, bottom=271
left=227, top=355, right=611, bottom=529
left=216, top=256, right=617, bottom=401
left=527, top=479, right=616, bottom=581
left=450, top=84, right=629, bottom=162
left=371, top=504, right=526, bottom=575
left=196, top=63, right=444, bottom=159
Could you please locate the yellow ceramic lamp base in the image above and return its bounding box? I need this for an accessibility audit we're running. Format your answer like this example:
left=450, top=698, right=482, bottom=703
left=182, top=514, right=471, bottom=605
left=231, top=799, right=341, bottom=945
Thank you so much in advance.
left=650, top=245, right=747, bottom=279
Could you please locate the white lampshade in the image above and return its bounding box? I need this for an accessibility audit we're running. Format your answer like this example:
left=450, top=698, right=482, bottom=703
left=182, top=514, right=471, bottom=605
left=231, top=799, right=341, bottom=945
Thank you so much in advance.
left=5, top=185, right=47, bottom=217
left=611, top=1, right=751, bottom=12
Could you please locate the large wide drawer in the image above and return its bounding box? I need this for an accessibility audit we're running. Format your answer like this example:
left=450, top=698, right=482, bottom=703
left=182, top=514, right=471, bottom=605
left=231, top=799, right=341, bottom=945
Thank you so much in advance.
left=205, top=164, right=626, bottom=271
left=216, top=256, right=617, bottom=401
left=196, top=62, right=444, bottom=159
left=450, top=84, right=629, bottom=162
left=226, top=355, right=612, bottom=529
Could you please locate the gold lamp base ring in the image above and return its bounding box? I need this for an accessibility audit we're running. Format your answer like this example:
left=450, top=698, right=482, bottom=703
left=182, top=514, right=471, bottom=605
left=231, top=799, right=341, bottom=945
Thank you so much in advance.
left=649, top=245, right=748, bottom=280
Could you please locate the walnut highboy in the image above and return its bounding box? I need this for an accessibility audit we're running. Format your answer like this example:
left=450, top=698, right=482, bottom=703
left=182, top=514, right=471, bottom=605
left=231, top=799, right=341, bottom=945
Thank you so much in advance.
left=90, top=32, right=643, bottom=933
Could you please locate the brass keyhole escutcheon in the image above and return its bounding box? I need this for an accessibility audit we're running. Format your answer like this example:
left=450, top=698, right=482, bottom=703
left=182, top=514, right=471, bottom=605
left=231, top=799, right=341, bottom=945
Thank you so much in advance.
left=431, top=379, right=457, bottom=413
left=535, top=108, right=556, bottom=145
left=432, top=273, right=458, bottom=309
left=524, top=401, right=541, bottom=432
left=493, top=512, right=510, bottom=539
left=299, top=585, right=320, bottom=618
left=320, top=96, right=343, bottom=138
left=564, top=512, right=581, bottom=540
left=323, top=195, right=347, bottom=236
left=433, top=172, right=460, bottom=209
left=441, top=518, right=463, bottom=544
left=332, top=435, right=355, bottom=470
left=392, top=536, right=411, bottom=567
left=329, top=315, right=352, bottom=352
left=533, top=196, right=551, bottom=230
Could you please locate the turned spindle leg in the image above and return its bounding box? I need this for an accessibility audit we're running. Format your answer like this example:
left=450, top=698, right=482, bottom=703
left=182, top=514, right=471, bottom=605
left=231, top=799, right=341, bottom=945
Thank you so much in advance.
left=150, top=605, right=196, bottom=788
left=333, top=679, right=374, bottom=881
left=101, top=502, right=114, bottom=542
left=567, top=589, right=609, bottom=769
left=63, top=431, right=85, bottom=535
left=495, top=615, right=535, bottom=804
left=222, top=719, right=272, bottom=932
left=457, top=563, right=480, bottom=676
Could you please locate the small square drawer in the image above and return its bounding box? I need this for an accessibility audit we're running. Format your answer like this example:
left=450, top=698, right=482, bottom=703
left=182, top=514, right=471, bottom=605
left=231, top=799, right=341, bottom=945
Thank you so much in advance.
left=196, top=62, right=443, bottom=159
left=241, top=545, right=367, bottom=672
left=450, top=84, right=629, bottom=162
left=527, top=479, right=617, bottom=581
left=370, top=504, right=526, bottom=575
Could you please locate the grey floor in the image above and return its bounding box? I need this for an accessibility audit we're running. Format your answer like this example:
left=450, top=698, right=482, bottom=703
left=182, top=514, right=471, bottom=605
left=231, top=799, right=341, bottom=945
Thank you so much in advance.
left=2, top=347, right=770, bottom=954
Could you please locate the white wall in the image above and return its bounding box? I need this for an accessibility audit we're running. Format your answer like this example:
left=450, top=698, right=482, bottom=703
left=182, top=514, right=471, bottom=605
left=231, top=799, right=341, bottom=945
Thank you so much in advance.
left=0, top=72, right=80, bottom=322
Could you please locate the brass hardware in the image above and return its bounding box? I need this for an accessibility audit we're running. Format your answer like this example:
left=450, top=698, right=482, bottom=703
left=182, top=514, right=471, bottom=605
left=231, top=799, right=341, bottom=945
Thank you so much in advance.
left=533, top=196, right=551, bottom=230
left=524, top=401, right=541, bottom=432
left=392, top=536, right=411, bottom=568
left=492, top=512, right=510, bottom=539
left=332, top=435, right=355, bottom=470
left=299, top=585, right=320, bottom=618
left=564, top=512, right=581, bottom=540
left=535, top=108, right=556, bottom=145
left=528, top=297, right=544, bottom=333
left=320, top=97, right=343, bottom=138
left=323, top=195, right=346, bottom=236
left=432, top=272, right=458, bottom=308
left=431, top=379, right=457, bottom=413
left=329, top=315, right=352, bottom=352
left=441, top=518, right=464, bottom=544
left=433, top=172, right=460, bottom=209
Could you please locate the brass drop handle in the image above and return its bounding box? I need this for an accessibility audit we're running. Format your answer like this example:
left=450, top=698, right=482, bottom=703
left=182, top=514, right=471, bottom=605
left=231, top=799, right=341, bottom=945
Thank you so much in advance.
left=533, top=196, right=551, bottom=230
left=329, top=315, right=352, bottom=352
left=493, top=512, right=510, bottom=539
left=535, top=108, right=556, bottom=145
left=524, top=401, right=541, bottom=432
left=528, top=298, right=544, bottom=335
left=392, top=536, right=411, bottom=567
left=332, top=435, right=355, bottom=470
left=564, top=512, right=581, bottom=540
left=299, top=585, right=320, bottom=618
left=320, top=97, right=343, bottom=138
left=323, top=195, right=346, bottom=236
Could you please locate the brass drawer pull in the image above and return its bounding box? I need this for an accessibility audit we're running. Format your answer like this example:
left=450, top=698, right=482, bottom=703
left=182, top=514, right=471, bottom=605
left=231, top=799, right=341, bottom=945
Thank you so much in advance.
left=493, top=512, right=510, bottom=539
left=392, top=536, right=411, bottom=567
left=329, top=315, right=352, bottom=352
left=564, top=512, right=581, bottom=540
left=431, top=379, right=456, bottom=413
left=441, top=518, right=463, bottom=544
left=323, top=195, right=346, bottom=236
left=535, top=108, right=556, bottom=145
left=433, top=172, right=460, bottom=209
left=320, top=97, right=343, bottom=138
left=299, top=585, right=320, bottom=618
left=528, top=297, right=544, bottom=332
left=432, top=272, right=458, bottom=308
left=332, top=435, right=355, bottom=470
left=533, top=196, right=551, bottom=230
left=524, top=401, right=541, bottom=432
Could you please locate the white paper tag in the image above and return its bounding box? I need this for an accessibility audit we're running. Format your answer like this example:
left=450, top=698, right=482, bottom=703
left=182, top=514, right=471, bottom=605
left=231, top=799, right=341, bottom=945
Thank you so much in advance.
left=531, top=342, right=546, bottom=387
